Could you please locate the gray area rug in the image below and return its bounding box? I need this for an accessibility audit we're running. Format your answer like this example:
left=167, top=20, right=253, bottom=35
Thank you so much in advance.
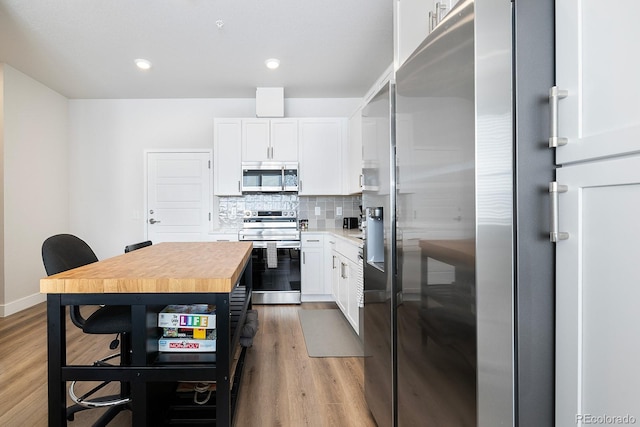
left=298, top=309, right=364, bottom=357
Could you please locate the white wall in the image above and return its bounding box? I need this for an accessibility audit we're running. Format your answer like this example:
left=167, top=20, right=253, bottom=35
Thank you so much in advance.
left=1, top=64, right=69, bottom=316
left=69, top=97, right=360, bottom=259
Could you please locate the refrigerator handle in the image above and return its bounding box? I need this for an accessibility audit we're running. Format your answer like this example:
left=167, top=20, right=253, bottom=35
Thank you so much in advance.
left=549, top=86, right=568, bottom=148
left=549, top=181, right=570, bottom=242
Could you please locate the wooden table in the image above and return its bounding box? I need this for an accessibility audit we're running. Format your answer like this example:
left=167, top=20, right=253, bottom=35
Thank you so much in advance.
left=41, top=242, right=253, bottom=426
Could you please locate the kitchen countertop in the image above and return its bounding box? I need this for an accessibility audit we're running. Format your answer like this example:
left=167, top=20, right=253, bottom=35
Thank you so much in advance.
left=303, top=228, right=364, bottom=247
left=208, top=227, right=364, bottom=247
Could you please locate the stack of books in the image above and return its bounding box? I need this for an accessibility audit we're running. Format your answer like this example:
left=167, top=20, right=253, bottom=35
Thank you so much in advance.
left=157, top=304, right=217, bottom=352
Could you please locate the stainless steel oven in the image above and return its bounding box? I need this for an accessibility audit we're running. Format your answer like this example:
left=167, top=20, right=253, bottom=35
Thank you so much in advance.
left=238, top=210, right=301, bottom=304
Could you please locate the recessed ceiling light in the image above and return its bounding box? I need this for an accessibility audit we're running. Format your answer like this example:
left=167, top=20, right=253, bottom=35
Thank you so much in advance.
left=135, top=58, right=152, bottom=70
left=265, top=58, right=280, bottom=70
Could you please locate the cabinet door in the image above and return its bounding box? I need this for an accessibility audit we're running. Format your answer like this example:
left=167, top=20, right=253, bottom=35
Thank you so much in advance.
left=301, top=247, right=323, bottom=296
left=214, top=119, right=241, bottom=195
left=347, top=110, right=363, bottom=194
left=555, top=155, right=640, bottom=426
left=330, top=249, right=340, bottom=304
left=298, top=119, right=345, bottom=195
left=337, top=257, right=349, bottom=313
left=555, top=0, right=640, bottom=164
left=242, top=119, right=270, bottom=162
left=395, top=0, right=430, bottom=67
left=270, top=119, right=298, bottom=162
left=301, top=234, right=325, bottom=298
left=346, top=258, right=360, bottom=334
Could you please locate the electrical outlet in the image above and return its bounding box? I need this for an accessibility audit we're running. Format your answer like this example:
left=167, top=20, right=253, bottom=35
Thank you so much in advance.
left=315, top=206, right=321, bottom=216
left=336, top=206, right=343, bottom=216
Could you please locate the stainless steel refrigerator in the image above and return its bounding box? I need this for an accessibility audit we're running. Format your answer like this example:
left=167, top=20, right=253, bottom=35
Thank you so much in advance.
left=363, top=0, right=555, bottom=426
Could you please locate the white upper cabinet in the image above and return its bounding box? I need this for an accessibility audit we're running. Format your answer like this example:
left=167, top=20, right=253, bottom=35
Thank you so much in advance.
left=395, top=0, right=461, bottom=68
left=395, top=0, right=430, bottom=68
left=298, top=118, right=347, bottom=195
left=213, top=118, right=242, bottom=195
left=347, top=109, right=364, bottom=194
left=270, top=119, right=299, bottom=161
left=242, top=119, right=298, bottom=162
left=555, top=0, right=640, bottom=164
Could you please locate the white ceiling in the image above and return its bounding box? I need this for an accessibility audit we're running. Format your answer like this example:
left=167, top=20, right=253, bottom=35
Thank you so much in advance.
left=0, top=0, right=394, bottom=99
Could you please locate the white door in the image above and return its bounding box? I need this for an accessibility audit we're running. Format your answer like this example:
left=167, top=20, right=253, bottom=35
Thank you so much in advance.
left=555, top=157, right=640, bottom=426
left=242, top=119, right=270, bottom=162
left=555, top=0, right=640, bottom=164
left=555, top=1, right=640, bottom=424
left=146, top=151, right=211, bottom=243
left=298, top=119, right=345, bottom=195
left=214, top=119, right=242, bottom=196
left=270, top=119, right=298, bottom=162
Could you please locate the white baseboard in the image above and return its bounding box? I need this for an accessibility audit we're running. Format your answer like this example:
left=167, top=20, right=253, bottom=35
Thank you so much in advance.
left=0, top=292, right=47, bottom=317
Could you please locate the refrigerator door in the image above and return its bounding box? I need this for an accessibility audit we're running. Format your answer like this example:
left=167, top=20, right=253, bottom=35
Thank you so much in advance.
left=362, top=82, right=394, bottom=427
left=395, top=1, right=477, bottom=425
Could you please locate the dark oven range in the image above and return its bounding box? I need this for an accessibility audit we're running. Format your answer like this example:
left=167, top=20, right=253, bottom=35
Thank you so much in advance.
left=238, top=210, right=301, bottom=304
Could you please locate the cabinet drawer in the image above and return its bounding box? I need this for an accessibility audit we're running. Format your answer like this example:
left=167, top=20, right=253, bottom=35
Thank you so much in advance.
left=335, top=238, right=360, bottom=262
left=302, top=233, right=325, bottom=247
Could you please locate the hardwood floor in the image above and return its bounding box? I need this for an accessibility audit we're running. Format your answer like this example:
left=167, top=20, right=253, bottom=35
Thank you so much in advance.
left=0, top=302, right=377, bottom=426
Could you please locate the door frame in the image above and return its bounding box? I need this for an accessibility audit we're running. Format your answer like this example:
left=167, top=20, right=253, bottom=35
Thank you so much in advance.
left=143, top=149, right=213, bottom=241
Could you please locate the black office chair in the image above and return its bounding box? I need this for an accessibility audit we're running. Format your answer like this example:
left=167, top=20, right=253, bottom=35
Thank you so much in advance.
left=42, top=234, right=132, bottom=426
left=124, top=240, right=152, bottom=253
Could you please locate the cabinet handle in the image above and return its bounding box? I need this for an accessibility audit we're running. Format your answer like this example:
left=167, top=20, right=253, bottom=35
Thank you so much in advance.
left=306, top=239, right=320, bottom=242
left=549, top=181, right=569, bottom=242
left=332, top=255, right=337, bottom=269
left=435, top=2, right=447, bottom=23
left=341, top=262, right=347, bottom=279
left=303, top=252, right=306, bottom=264
left=238, top=181, right=241, bottom=192
left=549, top=86, right=568, bottom=148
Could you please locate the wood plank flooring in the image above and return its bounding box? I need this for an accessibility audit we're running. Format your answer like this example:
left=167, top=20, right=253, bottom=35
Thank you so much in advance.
left=0, top=302, right=377, bottom=426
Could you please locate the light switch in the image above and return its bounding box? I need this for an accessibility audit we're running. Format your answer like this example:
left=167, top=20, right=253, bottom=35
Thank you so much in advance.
left=336, top=206, right=343, bottom=216
left=315, top=206, right=321, bottom=216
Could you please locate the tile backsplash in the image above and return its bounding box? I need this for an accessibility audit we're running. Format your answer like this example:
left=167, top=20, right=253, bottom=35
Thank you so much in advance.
left=216, top=194, right=361, bottom=229
left=299, top=195, right=362, bottom=229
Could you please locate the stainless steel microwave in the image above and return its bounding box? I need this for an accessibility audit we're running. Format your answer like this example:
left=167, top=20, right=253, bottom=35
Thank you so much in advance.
left=241, top=162, right=299, bottom=192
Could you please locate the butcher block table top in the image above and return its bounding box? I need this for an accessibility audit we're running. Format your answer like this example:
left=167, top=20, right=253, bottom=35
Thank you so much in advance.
left=40, top=241, right=253, bottom=294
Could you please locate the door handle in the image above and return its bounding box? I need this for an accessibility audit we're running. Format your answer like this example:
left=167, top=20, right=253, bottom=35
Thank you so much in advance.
left=549, top=181, right=569, bottom=242
left=549, top=86, right=568, bottom=147
left=149, top=218, right=161, bottom=224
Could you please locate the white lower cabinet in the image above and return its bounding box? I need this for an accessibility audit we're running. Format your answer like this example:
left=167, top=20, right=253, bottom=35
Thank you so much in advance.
left=330, top=236, right=362, bottom=334
left=301, top=233, right=332, bottom=301
left=302, top=232, right=363, bottom=333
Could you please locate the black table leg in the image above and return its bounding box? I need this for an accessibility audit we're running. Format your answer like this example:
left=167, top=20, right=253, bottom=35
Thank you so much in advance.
left=47, top=295, right=66, bottom=427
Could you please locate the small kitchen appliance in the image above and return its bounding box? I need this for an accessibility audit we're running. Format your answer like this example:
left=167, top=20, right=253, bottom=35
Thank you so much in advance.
left=343, top=217, right=359, bottom=229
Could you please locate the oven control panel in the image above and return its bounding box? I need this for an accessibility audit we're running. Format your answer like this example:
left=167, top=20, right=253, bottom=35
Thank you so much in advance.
left=244, top=210, right=297, bottom=218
